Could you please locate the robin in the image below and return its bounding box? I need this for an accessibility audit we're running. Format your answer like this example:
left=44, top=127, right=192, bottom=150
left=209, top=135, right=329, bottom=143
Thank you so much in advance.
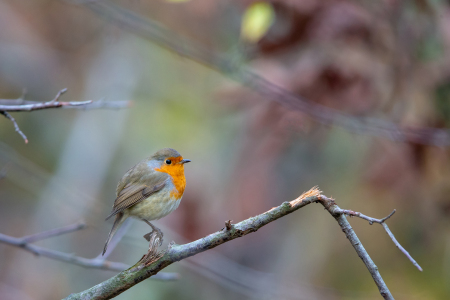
left=102, top=148, right=190, bottom=255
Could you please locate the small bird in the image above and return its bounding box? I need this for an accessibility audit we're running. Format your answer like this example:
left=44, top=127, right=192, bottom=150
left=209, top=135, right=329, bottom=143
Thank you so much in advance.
left=102, top=148, right=190, bottom=255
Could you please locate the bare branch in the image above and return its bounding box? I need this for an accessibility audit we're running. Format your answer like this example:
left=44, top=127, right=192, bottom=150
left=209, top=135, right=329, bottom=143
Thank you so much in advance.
left=79, top=0, right=450, bottom=147
left=340, top=208, right=396, bottom=224
left=0, top=99, right=130, bottom=110
left=381, top=223, right=422, bottom=272
left=318, top=196, right=394, bottom=300
left=74, top=99, right=132, bottom=110
left=0, top=88, right=132, bottom=112
left=0, top=99, right=92, bottom=112
left=63, top=187, right=418, bottom=300
left=50, top=88, right=68, bottom=102
left=103, top=219, right=328, bottom=299
left=21, top=221, right=86, bottom=243
left=0, top=89, right=131, bottom=143
left=340, top=208, right=422, bottom=271
left=0, top=111, right=28, bottom=143
left=0, top=223, right=177, bottom=281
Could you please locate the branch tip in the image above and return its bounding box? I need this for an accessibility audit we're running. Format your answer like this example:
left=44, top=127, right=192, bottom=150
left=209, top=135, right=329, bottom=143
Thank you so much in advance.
left=290, top=186, right=322, bottom=206
left=380, top=209, right=396, bottom=223
left=1, top=111, right=28, bottom=143
left=381, top=223, right=423, bottom=272
left=340, top=207, right=421, bottom=273
left=19, top=88, right=27, bottom=101
left=51, top=88, right=68, bottom=102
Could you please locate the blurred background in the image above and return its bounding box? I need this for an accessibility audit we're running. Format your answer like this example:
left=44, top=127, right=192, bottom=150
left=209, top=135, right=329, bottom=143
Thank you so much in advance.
left=0, top=0, right=449, bottom=299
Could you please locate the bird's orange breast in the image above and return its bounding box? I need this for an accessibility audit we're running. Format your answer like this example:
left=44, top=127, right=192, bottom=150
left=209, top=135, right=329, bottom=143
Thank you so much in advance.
left=155, top=157, right=186, bottom=199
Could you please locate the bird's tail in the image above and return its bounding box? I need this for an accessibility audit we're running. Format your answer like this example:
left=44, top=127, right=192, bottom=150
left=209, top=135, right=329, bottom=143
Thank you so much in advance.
left=102, top=212, right=125, bottom=256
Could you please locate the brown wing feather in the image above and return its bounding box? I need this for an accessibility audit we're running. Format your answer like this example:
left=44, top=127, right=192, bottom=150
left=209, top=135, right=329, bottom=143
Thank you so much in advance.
left=106, top=170, right=168, bottom=220
left=107, top=186, right=146, bottom=217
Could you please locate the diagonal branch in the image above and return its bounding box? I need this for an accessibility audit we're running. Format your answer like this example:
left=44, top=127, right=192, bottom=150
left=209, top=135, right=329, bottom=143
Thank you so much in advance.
left=0, top=222, right=177, bottom=281
left=79, top=0, right=450, bottom=147
left=102, top=219, right=325, bottom=299
left=63, top=187, right=418, bottom=300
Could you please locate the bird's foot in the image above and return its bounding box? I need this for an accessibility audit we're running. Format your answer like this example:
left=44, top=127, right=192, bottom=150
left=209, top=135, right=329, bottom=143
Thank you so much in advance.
left=142, top=221, right=164, bottom=246
left=143, top=228, right=163, bottom=245
left=138, top=230, right=165, bottom=267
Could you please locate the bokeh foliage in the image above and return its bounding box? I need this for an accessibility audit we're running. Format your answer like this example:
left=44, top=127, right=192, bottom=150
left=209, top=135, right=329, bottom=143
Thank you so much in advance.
left=1, top=0, right=450, bottom=299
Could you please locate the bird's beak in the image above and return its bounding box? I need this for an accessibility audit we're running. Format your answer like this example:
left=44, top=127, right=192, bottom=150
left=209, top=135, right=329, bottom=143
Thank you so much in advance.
left=181, top=159, right=191, bottom=164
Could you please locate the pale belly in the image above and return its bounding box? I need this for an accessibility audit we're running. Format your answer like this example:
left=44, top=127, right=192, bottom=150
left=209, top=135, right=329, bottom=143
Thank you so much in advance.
left=126, top=189, right=182, bottom=221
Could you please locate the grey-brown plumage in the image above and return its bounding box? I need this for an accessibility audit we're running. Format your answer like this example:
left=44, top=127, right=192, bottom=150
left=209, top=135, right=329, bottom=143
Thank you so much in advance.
left=105, top=177, right=167, bottom=220
left=147, top=148, right=182, bottom=162
left=102, top=148, right=188, bottom=256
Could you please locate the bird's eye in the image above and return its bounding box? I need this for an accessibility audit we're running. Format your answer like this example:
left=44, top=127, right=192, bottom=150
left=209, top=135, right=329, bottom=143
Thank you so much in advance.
left=165, top=159, right=172, bottom=165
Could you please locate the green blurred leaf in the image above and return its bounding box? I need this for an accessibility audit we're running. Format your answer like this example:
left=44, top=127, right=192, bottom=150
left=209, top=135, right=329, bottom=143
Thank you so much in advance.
left=434, top=82, right=450, bottom=124
left=240, top=2, right=275, bottom=43
left=417, top=31, right=443, bottom=61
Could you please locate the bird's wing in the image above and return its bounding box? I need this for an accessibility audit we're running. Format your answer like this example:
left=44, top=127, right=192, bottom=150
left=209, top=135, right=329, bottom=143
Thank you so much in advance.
left=105, top=170, right=168, bottom=220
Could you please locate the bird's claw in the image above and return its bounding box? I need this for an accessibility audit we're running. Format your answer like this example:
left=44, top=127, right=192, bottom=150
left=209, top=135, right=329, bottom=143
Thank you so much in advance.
left=143, top=228, right=163, bottom=246
left=142, top=220, right=164, bottom=246
left=138, top=230, right=165, bottom=266
left=143, top=232, right=152, bottom=242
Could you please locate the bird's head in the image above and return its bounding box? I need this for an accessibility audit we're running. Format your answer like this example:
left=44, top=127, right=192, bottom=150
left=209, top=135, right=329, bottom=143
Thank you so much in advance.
left=150, top=148, right=191, bottom=176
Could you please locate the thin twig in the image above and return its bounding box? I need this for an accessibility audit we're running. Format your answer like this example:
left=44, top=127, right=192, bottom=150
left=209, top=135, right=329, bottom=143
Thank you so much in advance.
left=0, top=99, right=131, bottom=110
left=319, top=196, right=394, bottom=300
left=0, top=88, right=131, bottom=143
left=0, top=88, right=132, bottom=112
left=0, top=99, right=92, bottom=112
left=381, top=223, right=422, bottom=271
left=340, top=209, right=396, bottom=225
left=63, top=187, right=407, bottom=300
left=74, top=99, right=132, bottom=110
left=0, top=224, right=177, bottom=281
left=0, top=111, right=28, bottom=143
left=340, top=208, right=422, bottom=271
left=50, top=88, right=68, bottom=102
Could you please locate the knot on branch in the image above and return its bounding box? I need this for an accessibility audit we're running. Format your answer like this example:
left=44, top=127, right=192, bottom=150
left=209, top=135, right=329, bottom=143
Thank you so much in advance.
left=234, top=227, right=256, bottom=237
left=225, top=220, right=233, bottom=231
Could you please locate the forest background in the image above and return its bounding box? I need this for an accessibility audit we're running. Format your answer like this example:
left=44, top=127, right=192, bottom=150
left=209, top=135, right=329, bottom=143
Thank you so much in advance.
left=0, top=1, right=449, bottom=299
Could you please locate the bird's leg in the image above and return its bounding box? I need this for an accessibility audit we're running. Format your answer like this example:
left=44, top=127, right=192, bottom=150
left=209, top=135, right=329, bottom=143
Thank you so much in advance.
left=142, top=220, right=164, bottom=246
left=138, top=230, right=164, bottom=267
left=137, top=220, right=164, bottom=266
